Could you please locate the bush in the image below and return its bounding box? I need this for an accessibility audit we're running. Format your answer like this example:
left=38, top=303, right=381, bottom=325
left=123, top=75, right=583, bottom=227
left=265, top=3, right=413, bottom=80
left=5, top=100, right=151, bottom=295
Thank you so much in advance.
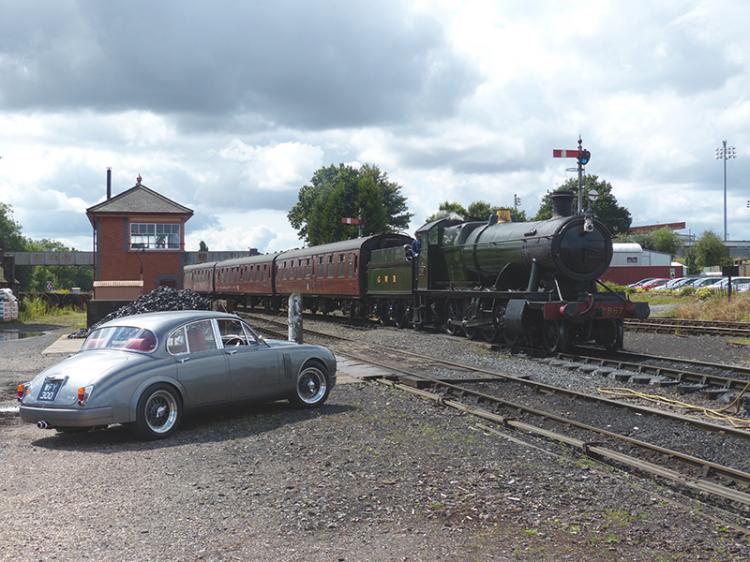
left=19, top=296, right=48, bottom=322
left=599, top=282, right=635, bottom=296
left=678, top=286, right=695, bottom=296
left=695, top=287, right=715, bottom=301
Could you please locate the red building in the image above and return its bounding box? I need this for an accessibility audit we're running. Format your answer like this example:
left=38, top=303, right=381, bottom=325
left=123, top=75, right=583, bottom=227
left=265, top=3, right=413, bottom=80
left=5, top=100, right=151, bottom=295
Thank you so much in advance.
left=86, top=175, right=193, bottom=294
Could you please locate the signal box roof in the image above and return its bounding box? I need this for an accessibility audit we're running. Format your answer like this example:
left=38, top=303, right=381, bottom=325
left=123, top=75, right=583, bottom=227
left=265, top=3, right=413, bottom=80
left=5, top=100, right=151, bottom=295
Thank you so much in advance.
left=86, top=182, right=193, bottom=226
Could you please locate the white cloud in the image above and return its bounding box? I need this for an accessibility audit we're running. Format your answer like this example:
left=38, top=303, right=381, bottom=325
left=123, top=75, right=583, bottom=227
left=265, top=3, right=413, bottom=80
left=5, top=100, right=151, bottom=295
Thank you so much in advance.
left=219, top=140, right=324, bottom=190
left=1, top=0, right=750, bottom=254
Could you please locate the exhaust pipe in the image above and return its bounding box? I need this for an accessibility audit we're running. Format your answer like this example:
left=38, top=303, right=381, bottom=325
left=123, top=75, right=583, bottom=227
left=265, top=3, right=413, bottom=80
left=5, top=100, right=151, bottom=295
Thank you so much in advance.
left=37, top=421, right=49, bottom=429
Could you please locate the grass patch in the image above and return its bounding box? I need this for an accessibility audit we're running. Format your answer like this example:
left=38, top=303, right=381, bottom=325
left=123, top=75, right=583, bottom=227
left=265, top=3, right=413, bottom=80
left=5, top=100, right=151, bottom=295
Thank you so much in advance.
left=674, top=291, right=750, bottom=322
left=727, top=338, right=750, bottom=347
left=18, top=296, right=85, bottom=328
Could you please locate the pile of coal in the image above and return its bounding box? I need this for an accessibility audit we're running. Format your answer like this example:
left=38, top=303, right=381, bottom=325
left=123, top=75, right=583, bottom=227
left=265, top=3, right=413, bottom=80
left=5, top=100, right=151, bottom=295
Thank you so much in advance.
left=69, top=287, right=211, bottom=338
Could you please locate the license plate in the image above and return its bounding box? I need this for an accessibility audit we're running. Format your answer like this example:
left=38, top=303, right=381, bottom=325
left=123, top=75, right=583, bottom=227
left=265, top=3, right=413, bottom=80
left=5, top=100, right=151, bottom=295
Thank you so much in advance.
left=38, top=380, right=62, bottom=402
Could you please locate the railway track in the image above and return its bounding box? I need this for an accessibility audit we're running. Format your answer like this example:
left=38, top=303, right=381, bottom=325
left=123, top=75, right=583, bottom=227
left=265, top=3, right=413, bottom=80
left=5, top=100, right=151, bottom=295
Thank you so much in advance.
left=625, top=317, right=750, bottom=337
left=241, top=312, right=750, bottom=516
left=553, top=348, right=750, bottom=394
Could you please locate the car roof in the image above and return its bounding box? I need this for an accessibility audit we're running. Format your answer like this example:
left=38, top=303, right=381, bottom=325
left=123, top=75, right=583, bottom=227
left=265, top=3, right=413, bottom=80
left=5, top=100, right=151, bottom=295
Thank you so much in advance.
left=97, top=310, right=241, bottom=334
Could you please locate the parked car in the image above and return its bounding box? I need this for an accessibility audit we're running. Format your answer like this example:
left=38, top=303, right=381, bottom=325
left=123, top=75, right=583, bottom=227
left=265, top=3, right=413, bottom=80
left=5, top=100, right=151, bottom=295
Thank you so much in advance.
left=638, top=278, right=670, bottom=291
left=18, top=311, right=337, bottom=439
left=627, top=278, right=656, bottom=288
left=690, top=277, right=726, bottom=289
left=669, top=277, right=699, bottom=290
left=707, top=277, right=750, bottom=290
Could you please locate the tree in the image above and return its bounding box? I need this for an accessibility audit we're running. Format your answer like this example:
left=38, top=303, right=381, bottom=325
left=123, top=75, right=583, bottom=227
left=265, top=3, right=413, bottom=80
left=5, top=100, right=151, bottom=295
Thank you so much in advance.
left=692, top=231, right=729, bottom=270
left=288, top=164, right=412, bottom=245
left=199, top=240, right=209, bottom=252
left=0, top=202, right=26, bottom=251
left=533, top=175, right=632, bottom=234
left=23, top=239, right=93, bottom=291
left=620, top=227, right=682, bottom=256
left=425, top=200, right=528, bottom=223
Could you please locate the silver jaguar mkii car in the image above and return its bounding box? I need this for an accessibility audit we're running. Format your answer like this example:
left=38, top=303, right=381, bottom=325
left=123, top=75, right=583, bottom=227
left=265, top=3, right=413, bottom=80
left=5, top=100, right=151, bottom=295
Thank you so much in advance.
left=18, top=311, right=337, bottom=439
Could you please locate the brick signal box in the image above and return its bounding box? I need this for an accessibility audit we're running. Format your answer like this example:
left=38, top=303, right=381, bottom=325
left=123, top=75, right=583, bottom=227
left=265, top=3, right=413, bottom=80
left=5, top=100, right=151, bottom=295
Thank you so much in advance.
left=86, top=173, right=193, bottom=299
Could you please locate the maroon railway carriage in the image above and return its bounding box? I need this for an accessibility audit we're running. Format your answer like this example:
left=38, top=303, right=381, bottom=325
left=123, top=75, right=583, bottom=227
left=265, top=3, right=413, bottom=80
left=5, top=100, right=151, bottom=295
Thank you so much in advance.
left=274, top=234, right=411, bottom=315
left=213, top=254, right=279, bottom=308
left=183, top=261, right=217, bottom=294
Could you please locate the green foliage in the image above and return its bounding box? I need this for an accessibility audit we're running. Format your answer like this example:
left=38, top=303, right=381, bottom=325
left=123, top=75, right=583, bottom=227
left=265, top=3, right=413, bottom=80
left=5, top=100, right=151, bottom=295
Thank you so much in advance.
left=695, top=287, right=715, bottom=301
left=198, top=240, right=209, bottom=252
left=1, top=203, right=94, bottom=291
left=0, top=202, right=26, bottom=251
left=621, top=228, right=682, bottom=256
left=19, top=296, right=84, bottom=326
left=692, top=231, right=729, bottom=269
left=534, top=175, right=632, bottom=234
left=425, top=200, right=527, bottom=223
left=678, top=286, right=695, bottom=296
left=19, top=297, right=47, bottom=322
left=288, top=164, right=412, bottom=245
left=23, top=239, right=93, bottom=291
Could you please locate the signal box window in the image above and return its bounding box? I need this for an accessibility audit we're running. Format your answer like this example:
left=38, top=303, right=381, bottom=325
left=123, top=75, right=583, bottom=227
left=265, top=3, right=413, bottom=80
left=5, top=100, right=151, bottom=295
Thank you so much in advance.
left=130, top=223, right=180, bottom=250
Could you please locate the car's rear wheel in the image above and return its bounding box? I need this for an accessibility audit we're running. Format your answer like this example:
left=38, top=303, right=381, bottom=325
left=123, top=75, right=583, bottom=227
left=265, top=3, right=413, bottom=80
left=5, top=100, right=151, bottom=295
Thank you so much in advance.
left=135, top=383, right=182, bottom=439
left=289, top=362, right=331, bottom=408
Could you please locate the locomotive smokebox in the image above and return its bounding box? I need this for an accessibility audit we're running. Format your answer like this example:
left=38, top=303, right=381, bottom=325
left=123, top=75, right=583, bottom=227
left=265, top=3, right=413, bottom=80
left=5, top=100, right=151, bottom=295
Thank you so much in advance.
left=550, top=191, right=575, bottom=218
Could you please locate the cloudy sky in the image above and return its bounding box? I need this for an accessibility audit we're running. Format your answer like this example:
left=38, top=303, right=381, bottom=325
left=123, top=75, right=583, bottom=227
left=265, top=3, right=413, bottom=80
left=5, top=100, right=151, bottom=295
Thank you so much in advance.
left=1, top=0, right=749, bottom=252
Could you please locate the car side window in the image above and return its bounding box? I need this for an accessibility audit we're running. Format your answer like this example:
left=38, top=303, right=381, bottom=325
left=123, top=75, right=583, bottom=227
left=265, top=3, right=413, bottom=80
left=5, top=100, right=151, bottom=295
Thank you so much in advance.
left=217, top=319, right=252, bottom=347
left=185, top=320, right=218, bottom=353
left=167, top=327, right=188, bottom=355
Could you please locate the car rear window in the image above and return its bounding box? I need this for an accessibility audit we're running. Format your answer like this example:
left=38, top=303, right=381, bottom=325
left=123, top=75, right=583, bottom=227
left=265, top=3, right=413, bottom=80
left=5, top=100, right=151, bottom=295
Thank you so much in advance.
left=82, top=326, right=157, bottom=353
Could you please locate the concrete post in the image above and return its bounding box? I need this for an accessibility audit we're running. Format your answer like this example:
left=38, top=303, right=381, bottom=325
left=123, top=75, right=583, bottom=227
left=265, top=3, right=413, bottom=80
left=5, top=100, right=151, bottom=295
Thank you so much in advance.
left=288, top=293, right=303, bottom=343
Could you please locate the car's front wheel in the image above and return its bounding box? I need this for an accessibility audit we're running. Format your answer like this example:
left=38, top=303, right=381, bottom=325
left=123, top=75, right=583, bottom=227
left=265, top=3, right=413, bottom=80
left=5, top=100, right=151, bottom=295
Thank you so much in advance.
left=289, top=362, right=331, bottom=408
left=134, top=383, right=182, bottom=439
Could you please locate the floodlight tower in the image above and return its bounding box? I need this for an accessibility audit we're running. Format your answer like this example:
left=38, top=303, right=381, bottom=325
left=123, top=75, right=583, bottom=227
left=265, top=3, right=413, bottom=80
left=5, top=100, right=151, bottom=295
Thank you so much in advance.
left=715, top=140, right=736, bottom=242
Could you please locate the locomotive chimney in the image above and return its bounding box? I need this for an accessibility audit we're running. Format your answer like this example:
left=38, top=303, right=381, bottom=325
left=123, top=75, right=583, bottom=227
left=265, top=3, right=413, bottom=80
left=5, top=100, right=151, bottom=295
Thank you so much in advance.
left=550, top=191, right=575, bottom=218
left=106, top=168, right=112, bottom=200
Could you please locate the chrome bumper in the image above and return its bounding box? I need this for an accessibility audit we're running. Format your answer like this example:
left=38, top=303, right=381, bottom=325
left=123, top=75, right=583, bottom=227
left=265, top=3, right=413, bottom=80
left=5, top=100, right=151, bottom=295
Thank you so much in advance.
left=19, top=405, right=114, bottom=428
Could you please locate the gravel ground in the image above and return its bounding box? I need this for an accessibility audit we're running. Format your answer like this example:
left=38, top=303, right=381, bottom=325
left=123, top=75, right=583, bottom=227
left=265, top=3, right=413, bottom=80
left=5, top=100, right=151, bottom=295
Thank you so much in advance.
left=624, top=332, right=750, bottom=367
left=2, top=324, right=750, bottom=560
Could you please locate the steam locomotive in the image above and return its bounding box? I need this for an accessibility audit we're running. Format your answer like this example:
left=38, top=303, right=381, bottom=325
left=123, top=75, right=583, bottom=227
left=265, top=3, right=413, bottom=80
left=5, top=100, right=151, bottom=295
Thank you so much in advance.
left=184, top=191, right=648, bottom=352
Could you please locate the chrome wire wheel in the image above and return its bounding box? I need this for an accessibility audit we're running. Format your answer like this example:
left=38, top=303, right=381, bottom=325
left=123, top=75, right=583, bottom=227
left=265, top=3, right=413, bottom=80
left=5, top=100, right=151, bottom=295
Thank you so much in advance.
left=297, top=366, right=328, bottom=405
left=144, top=389, right=179, bottom=434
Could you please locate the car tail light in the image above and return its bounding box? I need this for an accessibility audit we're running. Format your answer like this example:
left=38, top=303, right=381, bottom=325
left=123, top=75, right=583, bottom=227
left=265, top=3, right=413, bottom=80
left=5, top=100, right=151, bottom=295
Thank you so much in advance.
left=17, top=383, right=27, bottom=401
left=77, top=385, right=94, bottom=406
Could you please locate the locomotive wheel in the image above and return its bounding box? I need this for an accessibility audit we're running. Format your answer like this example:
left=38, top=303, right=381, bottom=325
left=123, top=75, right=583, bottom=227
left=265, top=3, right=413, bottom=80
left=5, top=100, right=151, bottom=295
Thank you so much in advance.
left=378, top=303, right=393, bottom=326
left=596, top=320, right=623, bottom=351
left=462, top=302, right=480, bottom=340
left=481, top=305, right=504, bottom=343
left=444, top=303, right=462, bottom=336
left=542, top=320, right=571, bottom=354
left=394, top=305, right=409, bottom=329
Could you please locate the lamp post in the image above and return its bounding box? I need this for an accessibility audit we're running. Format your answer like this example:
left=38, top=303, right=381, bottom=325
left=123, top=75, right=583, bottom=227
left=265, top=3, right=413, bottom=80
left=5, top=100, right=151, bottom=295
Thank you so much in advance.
left=715, top=140, right=736, bottom=241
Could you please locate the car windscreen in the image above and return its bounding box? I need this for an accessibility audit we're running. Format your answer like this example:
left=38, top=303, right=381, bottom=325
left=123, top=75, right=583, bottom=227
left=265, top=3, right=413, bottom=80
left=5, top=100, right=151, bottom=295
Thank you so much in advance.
left=81, top=326, right=158, bottom=353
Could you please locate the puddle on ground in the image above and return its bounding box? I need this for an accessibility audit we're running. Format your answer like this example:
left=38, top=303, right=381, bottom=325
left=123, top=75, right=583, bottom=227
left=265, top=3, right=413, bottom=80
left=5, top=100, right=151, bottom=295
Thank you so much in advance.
left=0, top=330, right=44, bottom=341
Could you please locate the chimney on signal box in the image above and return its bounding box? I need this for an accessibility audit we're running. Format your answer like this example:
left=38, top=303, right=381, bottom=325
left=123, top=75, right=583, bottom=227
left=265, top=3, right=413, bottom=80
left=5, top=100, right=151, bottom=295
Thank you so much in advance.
left=106, top=168, right=112, bottom=200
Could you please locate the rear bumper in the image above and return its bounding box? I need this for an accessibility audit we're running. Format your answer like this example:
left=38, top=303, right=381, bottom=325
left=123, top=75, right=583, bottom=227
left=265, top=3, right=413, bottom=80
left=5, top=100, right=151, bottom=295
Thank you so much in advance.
left=19, top=405, right=114, bottom=428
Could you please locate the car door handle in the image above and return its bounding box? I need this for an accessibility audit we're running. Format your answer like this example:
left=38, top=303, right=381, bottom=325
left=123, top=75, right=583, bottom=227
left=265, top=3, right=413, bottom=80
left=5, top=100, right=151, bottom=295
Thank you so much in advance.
left=225, top=349, right=239, bottom=355
left=179, top=357, right=191, bottom=364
